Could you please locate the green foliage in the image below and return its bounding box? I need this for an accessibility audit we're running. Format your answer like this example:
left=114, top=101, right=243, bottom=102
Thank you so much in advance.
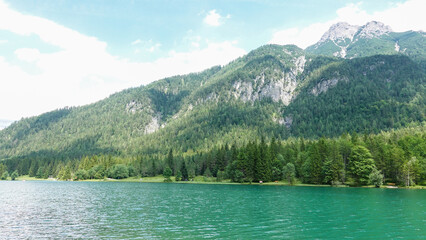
left=0, top=163, right=6, bottom=177
left=369, top=168, right=384, bottom=187
left=323, top=141, right=344, bottom=185
left=1, top=170, right=9, bottom=180
left=163, top=167, right=172, bottom=182
left=175, top=170, right=182, bottom=181
left=402, top=157, right=420, bottom=186
left=348, top=145, right=376, bottom=185
left=75, top=169, right=89, bottom=180
left=283, top=163, right=296, bottom=185
left=36, top=166, right=49, bottom=179
left=167, top=149, right=174, bottom=172
left=58, top=166, right=72, bottom=181
left=286, top=55, right=425, bottom=138
left=216, top=170, right=226, bottom=182
left=204, top=168, right=212, bottom=178
left=233, top=170, right=244, bottom=183
left=109, top=164, right=129, bottom=179
left=11, top=170, right=18, bottom=180
left=88, top=165, right=106, bottom=179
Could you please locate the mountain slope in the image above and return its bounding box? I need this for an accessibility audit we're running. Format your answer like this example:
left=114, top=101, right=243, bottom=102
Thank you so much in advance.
left=0, top=22, right=425, bottom=162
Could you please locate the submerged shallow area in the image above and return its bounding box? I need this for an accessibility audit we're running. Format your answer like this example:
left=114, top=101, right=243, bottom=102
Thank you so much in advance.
left=0, top=181, right=425, bottom=239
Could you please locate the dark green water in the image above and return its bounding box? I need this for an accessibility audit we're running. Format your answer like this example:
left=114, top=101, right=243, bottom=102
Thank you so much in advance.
left=0, top=181, right=425, bottom=239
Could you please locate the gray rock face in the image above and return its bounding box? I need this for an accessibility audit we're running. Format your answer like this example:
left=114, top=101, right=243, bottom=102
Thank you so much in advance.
left=144, top=114, right=161, bottom=134
left=126, top=100, right=144, bottom=114
left=313, top=21, right=393, bottom=58
left=319, top=21, right=391, bottom=43
left=232, top=72, right=298, bottom=105
left=319, top=22, right=359, bottom=43
left=395, top=42, right=400, bottom=52
left=311, top=77, right=348, bottom=96
left=230, top=55, right=305, bottom=105
left=356, top=21, right=392, bottom=39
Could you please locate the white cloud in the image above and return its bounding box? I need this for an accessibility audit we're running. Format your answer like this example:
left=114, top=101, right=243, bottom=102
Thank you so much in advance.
left=203, top=9, right=229, bottom=27
left=0, top=1, right=245, bottom=120
left=15, top=48, right=41, bottom=62
left=148, top=43, right=161, bottom=52
left=131, top=39, right=141, bottom=45
left=132, top=39, right=162, bottom=53
left=269, top=0, right=426, bottom=49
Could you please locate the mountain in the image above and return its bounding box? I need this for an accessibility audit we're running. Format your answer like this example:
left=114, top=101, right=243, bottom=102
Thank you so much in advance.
left=306, top=21, right=426, bottom=64
left=0, top=22, right=425, bottom=163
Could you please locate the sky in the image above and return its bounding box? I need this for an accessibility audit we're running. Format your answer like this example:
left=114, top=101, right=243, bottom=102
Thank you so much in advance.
left=0, top=0, right=425, bottom=124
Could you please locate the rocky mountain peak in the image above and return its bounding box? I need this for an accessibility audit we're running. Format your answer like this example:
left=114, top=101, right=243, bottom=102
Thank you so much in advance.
left=355, top=21, right=392, bottom=39
left=319, top=22, right=359, bottom=43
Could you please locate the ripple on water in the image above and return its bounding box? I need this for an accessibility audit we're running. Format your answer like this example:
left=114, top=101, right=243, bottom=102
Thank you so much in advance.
left=0, top=182, right=425, bottom=239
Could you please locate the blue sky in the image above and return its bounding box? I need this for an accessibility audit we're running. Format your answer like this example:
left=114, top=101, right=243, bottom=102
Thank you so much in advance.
left=0, top=0, right=424, bottom=122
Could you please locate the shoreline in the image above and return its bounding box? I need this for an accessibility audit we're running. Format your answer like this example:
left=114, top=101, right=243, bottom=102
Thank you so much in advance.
left=9, top=175, right=426, bottom=189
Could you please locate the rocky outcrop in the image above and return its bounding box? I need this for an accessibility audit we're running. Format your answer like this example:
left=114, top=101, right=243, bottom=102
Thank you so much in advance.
left=311, top=77, right=348, bottom=96
left=231, top=72, right=298, bottom=105
left=144, top=114, right=161, bottom=134
left=311, top=21, right=393, bottom=58
left=126, top=100, right=144, bottom=114
left=395, top=42, right=400, bottom=52
left=294, top=56, right=306, bottom=75
left=319, top=21, right=391, bottom=43
left=274, top=115, right=293, bottom=128
left=355, top=21, right=391, bottom=39
left=319, top=22, right=359, bottom=44
left=230, top=55, right=305, bottom=105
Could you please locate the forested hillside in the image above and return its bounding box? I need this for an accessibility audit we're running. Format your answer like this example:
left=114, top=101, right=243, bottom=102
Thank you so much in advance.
left=0, top=22, right=424, bottom=185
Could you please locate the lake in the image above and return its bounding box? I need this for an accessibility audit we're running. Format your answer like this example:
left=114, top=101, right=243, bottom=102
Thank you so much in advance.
left=0, top=181, right=425, bottom=239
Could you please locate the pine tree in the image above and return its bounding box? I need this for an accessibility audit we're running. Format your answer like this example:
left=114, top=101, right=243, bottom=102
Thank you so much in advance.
left=167, top=149, right=174, bottom=174
left=29, top=161, right=39, bottom=177
left=181, top=160, right=188, bottom=180
left=309, top=144, right=323, bottom=184
left=236, top=148, right=247, bottom=175
left=256, top=137, right=272, bottom=182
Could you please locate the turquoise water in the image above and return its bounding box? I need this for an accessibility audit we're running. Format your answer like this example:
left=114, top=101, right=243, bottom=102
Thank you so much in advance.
left=0, top=181, right=425, bottom=239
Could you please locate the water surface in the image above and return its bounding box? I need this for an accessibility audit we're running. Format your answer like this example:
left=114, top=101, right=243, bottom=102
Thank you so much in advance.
left=0, top=181, right=425, bottom=239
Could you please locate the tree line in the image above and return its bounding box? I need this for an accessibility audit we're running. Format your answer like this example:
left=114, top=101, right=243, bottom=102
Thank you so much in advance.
left=1, top=125, right=424, bottom=187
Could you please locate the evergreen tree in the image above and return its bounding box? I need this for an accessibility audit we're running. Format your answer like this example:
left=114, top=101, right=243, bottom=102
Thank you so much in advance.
left=204, top=167, right=212, bottom=178
left=256, top=137, right=271, bottom=182
left=167, top=149, right=174, bottom=174
left=163, top=167, right=172, bottom=182
left=323, top=141, right=345, bottom=184
left=29, top=161, right=38, bottom=177
left=181, top=160, right=188, bottom=180
left=309, top=144, right=323, bottom=184
left=236, top=149, right=248, bottom=180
